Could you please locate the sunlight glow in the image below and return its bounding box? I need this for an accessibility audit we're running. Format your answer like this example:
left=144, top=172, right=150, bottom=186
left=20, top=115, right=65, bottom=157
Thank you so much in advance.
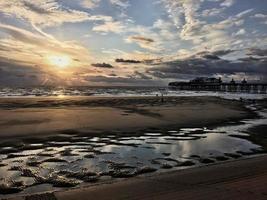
left=47, top=55, right=71, bottom=68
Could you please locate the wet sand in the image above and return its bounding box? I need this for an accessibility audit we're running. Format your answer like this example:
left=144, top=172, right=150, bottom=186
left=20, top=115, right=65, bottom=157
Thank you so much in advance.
left=8, top=155, right=267, bottom=200
left=55, top=155, right=267, bottom=200
left=0, top=96, right=255, bottom=139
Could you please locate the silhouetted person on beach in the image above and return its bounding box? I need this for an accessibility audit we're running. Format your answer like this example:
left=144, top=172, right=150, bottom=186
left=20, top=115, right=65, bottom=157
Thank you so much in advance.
left=156, top=93, right=164, bottom=102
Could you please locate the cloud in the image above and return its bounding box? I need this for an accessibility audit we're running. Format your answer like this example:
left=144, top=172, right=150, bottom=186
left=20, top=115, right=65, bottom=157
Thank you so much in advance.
left=238, top=56, right=262, bottom=62
left=236, top=9, right=254, bottom=18
left=115, top=58, right=142, bottom=63
left=160, top=0, right=262, bottom=54
left=85, top=75, right=162, bottom=86
left=220, top=0, right=235, bottom=7
left=91, top=63, right=114, bottom=68
left=129, top=36, right=155, bottom=43
left=81, top=0, right=101, bottom=9
left=212, top=50, right=235, bottom=56
left=202, top=7, right=225, bottom=17
left=235, top=28, right=246, bottom=36
left=0, top=23, right=93, bottom=74
left=22, top=1, right=53, bottom=15
left=251, top=13, right=267, bottom=25
left=247, top=48, right=267, bottom=56
left=0, top=0, right=91, bottom=28
left=0, top=57, right=64, bottom=86
left=109, top=73, right=118, bottom=76
left=253, top=13, right=267, bottom=18
left=0, top=0, right=113, bottom=41
left=147, top=49, right=267, bottom=81
left=131, top=71, right=152, bottom=80
left=160, top=0, right=184, bottom=29
left=125, top=35, right=160, bottom=51
left=92, top=20, right=125, bottom=33
left=110, top=0, right=130, bottom=9
left=152, top=19, right=177, bottom=40
left=202, top=54, right=221, bottom=60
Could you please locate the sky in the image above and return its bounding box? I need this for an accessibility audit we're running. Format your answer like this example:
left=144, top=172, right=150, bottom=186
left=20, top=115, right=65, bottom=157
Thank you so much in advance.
left=0, top=0, right=266, bottom=86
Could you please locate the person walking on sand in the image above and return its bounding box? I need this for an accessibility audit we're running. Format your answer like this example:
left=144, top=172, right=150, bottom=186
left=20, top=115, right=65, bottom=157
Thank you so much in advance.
left=158, top=89, right=167, bottom=103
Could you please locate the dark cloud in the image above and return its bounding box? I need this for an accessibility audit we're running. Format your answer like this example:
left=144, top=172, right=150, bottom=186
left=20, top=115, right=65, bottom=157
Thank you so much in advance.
left=247, top=48, right=267, bottom=57
left=129, top=35, right=154, bottom=43
left=203, top=54, right=220, bottom=60
left=85, top=75, right=163, bottom=86
left=212, top=50, right=235, bottom=56
left=143, top=58, right=163, bottom=65
left=91, top=63, right=114, bottom=68
left=238, top=56, right=262, bottom=62
left=195, top=50, right=234, bottom=58
left=131, top=71, right=152, bottom=80
left=147, top=50, right=267, bottom=81
left=108, top=73, right=117, bottom=77
left=115, top=58, right=142, bottom=63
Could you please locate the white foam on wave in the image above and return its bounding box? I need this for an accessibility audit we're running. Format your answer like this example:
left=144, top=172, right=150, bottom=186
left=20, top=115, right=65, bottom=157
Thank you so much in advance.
left=0, top=87, right=266, bottom=100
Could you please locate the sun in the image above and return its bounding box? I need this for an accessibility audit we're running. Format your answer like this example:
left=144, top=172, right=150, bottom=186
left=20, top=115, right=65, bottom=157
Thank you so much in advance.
left=47, top=55, right=71, bottom=68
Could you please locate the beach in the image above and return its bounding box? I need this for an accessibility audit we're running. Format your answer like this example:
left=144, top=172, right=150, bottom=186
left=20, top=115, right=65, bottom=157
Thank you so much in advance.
left=0, top=96, right=266, bottom=199
left=0, top=96, right=255, bottom=138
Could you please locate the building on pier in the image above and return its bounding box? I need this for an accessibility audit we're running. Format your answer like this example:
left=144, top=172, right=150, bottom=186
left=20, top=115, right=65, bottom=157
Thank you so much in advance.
left=168, top=77, right=267, bottom=93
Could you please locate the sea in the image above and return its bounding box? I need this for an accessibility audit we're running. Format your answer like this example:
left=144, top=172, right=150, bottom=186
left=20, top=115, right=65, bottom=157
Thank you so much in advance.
left=0, top=86, right=266, bottom=100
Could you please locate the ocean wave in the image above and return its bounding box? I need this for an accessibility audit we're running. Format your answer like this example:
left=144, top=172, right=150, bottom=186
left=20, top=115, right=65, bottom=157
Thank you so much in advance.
left=0, top=87, right=266, bottom=100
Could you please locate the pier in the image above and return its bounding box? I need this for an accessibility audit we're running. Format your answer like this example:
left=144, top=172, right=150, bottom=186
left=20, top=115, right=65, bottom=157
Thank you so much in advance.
left=169, top=77, right=267, bottom=93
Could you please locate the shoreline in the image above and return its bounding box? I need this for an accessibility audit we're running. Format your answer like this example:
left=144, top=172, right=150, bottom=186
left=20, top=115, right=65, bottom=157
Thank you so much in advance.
left=0, top=91, right=266, bottom=100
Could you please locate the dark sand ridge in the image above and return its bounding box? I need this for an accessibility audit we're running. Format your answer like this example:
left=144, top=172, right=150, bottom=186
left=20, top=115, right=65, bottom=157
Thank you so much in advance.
left=0, top=96, right=256, bottom=139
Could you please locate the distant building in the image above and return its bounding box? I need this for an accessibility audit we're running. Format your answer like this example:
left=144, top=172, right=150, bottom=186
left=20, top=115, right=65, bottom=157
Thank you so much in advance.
left=189, top=77, right=222, bottom=84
